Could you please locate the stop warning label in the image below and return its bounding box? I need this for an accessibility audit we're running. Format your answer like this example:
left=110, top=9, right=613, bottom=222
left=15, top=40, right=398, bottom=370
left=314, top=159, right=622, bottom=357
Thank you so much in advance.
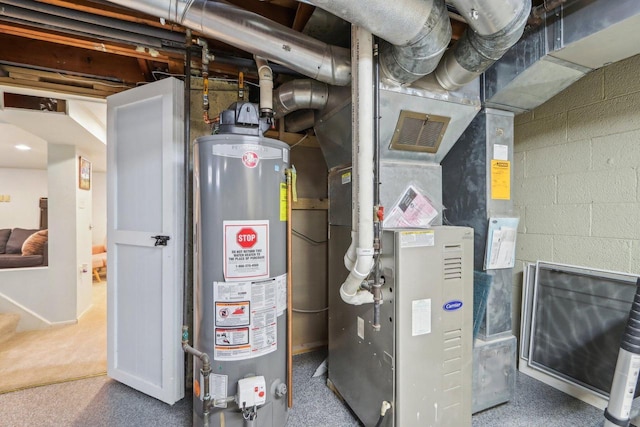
left=223, top=220, right=269, bottom=281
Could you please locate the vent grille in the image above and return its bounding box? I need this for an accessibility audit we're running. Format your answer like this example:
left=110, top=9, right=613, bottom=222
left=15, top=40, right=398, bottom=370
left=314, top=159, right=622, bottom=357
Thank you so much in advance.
left=443, top=256, right=462, bottom=280
left=389, top=110, right=450, bottom=153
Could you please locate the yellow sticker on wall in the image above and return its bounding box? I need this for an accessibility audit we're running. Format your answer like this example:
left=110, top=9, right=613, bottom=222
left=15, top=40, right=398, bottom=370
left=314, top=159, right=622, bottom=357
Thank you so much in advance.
left=280, top=182, right=287, bottom=221
left=491, top=160, right=511, bottom=200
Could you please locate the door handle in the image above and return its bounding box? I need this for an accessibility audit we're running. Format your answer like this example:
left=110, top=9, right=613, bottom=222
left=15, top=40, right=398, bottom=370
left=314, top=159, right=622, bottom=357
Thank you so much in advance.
left=151, top=235, right=170, bottom=246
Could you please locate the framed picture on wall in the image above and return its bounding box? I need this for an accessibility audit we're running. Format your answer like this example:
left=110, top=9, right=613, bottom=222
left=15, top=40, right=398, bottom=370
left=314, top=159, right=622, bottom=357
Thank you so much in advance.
left=79, top=156, right=91, bottom=190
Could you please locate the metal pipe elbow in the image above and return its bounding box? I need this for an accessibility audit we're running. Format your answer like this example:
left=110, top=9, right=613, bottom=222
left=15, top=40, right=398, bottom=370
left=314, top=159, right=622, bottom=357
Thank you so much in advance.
left=380, top=0, right=451, bottom=85
left=435, top=0, right=531, bottom=90
left=273, top=79, right=330, bottom=118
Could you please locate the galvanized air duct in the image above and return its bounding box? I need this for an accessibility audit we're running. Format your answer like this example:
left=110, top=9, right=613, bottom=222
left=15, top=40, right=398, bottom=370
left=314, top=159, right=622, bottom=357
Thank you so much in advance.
left=273, top=79, right=329, bottom=118
left=435, top=0, right=530, bottom=90
left=304, top=0, right=451, bottom=85
left=105, top=0, right=351, bottom=86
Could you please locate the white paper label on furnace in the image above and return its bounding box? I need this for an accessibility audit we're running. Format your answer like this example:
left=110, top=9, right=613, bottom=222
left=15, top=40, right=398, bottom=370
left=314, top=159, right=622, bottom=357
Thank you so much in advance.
left=223, top=220, right=269, bottom=281
left=400, top=230, right=435, bottom=248
left=412, top=299, right=432, bottom=336
left=493, top=144, right=509, bottom=160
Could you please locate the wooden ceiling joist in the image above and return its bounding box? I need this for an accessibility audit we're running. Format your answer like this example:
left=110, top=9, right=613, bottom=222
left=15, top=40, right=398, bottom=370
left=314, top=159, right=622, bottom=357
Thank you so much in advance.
left=0, top=22, right=183, bottom=63
left=0, top=32, right=147, bottom=84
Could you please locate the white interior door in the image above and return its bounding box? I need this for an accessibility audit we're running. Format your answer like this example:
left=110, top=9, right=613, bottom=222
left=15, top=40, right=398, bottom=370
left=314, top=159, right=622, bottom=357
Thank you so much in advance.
left=106, top=77, right=185, bottom=404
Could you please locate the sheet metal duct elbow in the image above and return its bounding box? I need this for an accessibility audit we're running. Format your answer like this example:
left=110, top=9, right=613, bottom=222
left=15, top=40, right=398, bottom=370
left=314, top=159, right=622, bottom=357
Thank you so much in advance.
left=435, top=0, right=531, bottom=90
left=306, top=0, right=452, bottom=85
left=273, top=79, right=330, bottom=118
left=379, top=0, right=451, bottom=85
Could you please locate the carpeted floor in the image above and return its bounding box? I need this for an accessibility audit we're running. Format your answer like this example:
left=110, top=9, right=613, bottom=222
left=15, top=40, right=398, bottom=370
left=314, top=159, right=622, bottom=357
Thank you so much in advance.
left=0, top=347, right=631, bottom=427
left=0, top=281, right=107, bottom=394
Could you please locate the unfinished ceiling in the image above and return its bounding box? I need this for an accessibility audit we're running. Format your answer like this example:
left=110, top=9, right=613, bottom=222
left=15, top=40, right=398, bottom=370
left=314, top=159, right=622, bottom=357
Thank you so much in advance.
left=0, top=0, right=479, bottom=97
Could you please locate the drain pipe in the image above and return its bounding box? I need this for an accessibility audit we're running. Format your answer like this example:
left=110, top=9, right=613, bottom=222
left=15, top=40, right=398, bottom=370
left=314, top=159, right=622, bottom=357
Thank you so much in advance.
left=340, top=25, right=375, bottom=306
left=372, top=39, right=383, bottom=329
left=435, top=0, right=530, bottom=90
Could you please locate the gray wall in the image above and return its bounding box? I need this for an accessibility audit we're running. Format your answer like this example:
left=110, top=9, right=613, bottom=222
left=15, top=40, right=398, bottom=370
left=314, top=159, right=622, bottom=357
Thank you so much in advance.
left=512, top=53, right=640, bottom=334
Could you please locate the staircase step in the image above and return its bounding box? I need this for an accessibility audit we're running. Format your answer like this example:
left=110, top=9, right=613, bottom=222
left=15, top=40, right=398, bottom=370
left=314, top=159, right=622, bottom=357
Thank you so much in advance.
left=0, top=313, right=20, bottom=345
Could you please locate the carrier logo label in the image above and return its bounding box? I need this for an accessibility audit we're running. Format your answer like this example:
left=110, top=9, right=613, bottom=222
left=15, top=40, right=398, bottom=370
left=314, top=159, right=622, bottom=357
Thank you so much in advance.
left=443, top=300, right=463, bottom=311
left=242, top=151, right=259, bottom=168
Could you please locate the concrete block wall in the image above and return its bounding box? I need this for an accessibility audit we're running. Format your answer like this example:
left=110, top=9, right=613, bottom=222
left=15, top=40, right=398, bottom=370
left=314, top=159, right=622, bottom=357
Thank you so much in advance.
left=513, top=54, right=640, bottom=333
left=514, top=53, right=640, bottom=274
left=513, top=55, right=640, bottom=331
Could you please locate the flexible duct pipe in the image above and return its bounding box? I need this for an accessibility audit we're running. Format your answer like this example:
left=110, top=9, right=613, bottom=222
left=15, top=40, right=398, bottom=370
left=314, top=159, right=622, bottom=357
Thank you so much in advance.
left=340, top=26, right=375, bottom=306
left=435, top=0, right=530, bottom=90
left=104, top=0, right=351, bottom=86
left=305, top=0, right=451, bottom=85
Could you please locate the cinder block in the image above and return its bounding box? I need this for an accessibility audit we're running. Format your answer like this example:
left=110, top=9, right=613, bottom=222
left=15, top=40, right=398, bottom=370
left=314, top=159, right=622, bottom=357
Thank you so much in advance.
left=557, top=168, right=636, bottom=204
left=515, top=111, right=534, bottom=126
left=592, top=129, right=640, bottom=171
left=535, top=68, right=605, bottom=120
left=592, top=203, right=640, bottom=240
left=631, top=241, right=640, bottom=275
left=516, top=232, right=553, bottom=263
left=514, top=113, right=567, bottom=153
left=605, top=54, right=640, bottom=99
left=525, top=140, right=590, bottom=178
left=514, top=176, right=556, bottom=207
left=513, top=205, right=526, bottom=234
left=567, top=91, right=640, bottom=141
left=553, top=235, right=631, bottom=272
left=525, top=204, right=590, bottom=236
left=514, top=151, right=525, bottom=181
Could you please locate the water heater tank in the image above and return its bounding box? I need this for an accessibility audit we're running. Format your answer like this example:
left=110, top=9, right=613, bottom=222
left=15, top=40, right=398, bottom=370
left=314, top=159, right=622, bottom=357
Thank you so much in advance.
left=193, top=109, right=290, bottom=427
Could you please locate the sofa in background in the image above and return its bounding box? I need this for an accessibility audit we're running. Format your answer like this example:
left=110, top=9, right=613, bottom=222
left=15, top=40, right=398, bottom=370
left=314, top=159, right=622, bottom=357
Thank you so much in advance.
left=92, top=243, right=107, bottom=282
left=0, top=228, right=48, bottom=269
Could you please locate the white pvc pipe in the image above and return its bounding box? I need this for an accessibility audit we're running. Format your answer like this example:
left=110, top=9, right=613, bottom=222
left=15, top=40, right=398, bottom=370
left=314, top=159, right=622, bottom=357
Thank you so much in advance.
left=254, top=56, right=273, bottom=116
left=340, top=26, right=375, bottom=306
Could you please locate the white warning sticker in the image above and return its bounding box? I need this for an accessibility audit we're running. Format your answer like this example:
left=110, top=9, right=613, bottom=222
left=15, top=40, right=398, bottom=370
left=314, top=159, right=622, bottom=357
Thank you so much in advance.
left=213, top=277, right=279, bottom=361
left=412, top=299, right=432, bottom=336
left=223, top=220, right=269, bottom=281
left=215, top=302, right=250, bottom=327
left=400, top=230, right=435, bottom=248
left=215, top=327, right=249, bottom=346
left=275, top=273, right=287, bottom=316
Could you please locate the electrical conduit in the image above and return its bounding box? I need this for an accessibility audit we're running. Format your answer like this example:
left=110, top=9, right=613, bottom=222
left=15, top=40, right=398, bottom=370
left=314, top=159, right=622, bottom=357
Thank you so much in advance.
left=340, top=25, right=375, bottom=306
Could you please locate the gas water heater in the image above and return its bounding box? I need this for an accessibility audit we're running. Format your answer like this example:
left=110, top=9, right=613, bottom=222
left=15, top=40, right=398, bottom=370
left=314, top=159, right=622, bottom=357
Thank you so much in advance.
left=193, top=102, right=290, bottom=427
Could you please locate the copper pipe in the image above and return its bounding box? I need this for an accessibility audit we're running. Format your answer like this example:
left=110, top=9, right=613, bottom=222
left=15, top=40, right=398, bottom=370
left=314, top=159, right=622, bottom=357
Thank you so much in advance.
left=286, top=169, right=293, bottom=408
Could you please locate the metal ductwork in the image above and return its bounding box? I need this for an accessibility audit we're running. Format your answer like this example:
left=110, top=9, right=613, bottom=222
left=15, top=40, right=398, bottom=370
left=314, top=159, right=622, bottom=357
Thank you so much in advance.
left=273, top=79, right=329, bottom=118
left=436, top=0, right=530, bottom=91
left=484, top=0, right=640, bottom=112
left=104, top=0, right=351, bottom=86
left=304, top=0, right=451, bottom=85
left=104, top=0, right=534, bottom=91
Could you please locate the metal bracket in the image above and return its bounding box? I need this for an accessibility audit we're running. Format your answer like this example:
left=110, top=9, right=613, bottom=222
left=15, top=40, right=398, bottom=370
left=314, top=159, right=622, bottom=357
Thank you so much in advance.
left=151, top=235, right=170, bottom=246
